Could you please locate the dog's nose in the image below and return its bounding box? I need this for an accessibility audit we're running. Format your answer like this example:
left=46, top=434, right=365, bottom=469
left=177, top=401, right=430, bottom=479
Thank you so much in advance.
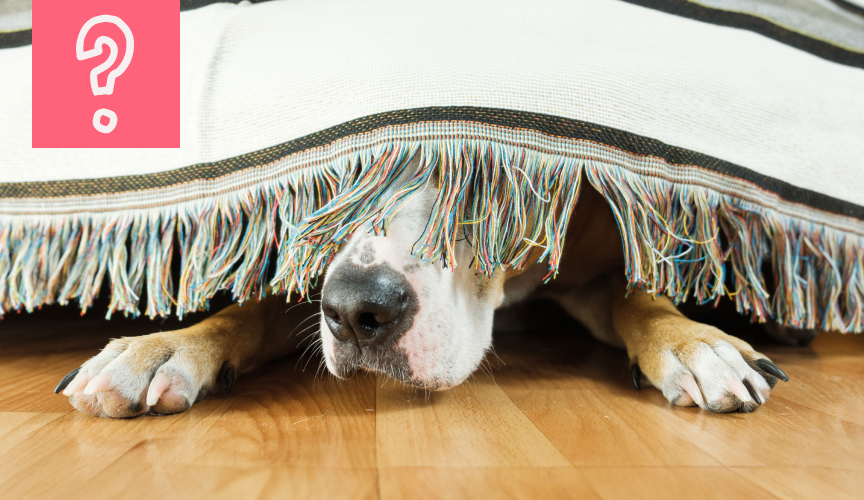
left=321, top=262, right=418, bottom=347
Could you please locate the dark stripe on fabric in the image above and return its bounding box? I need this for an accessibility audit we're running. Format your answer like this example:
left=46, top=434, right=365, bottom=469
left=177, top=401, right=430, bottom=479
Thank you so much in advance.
left=0, top=29, right=31, bottom=49
left=618, top=0, right=864, bottom=69
left=830, top=0, right=864, bottom=19
left=6, top=0, right=862, bottom=68
left=181, top=0, right=278, bottom=12
left=3, top=106, right=862, bottom=221
left=0, top=0, right=283, bottom=50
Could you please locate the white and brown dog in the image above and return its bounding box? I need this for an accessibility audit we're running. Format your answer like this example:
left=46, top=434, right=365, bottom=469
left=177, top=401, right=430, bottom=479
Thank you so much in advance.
left=54, top=157, right=789, bottom=417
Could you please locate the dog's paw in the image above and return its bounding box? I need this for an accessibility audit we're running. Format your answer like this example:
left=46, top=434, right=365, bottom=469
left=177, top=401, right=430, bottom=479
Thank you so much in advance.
left=53, top=331, right=234, bottom=418
left=631, top=323, right=788, bottom=413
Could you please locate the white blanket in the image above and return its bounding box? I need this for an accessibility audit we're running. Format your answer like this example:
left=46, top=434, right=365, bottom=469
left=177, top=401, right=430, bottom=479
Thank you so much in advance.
left=1, top=0, right=863, bottom=333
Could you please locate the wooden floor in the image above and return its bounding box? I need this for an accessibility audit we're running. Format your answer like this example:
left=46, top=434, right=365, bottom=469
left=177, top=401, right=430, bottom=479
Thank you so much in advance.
left=1, top=301, right=863, bottom=500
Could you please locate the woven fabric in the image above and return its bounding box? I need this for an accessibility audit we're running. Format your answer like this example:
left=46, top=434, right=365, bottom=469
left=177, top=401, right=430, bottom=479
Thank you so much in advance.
left=1, top=0, right=863, bottom=333
left=654, top=0, right=864, bottom=51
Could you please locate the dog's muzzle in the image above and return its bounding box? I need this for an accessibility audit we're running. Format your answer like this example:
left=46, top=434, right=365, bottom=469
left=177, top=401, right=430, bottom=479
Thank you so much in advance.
left=322, top=262, right=418, bottom=350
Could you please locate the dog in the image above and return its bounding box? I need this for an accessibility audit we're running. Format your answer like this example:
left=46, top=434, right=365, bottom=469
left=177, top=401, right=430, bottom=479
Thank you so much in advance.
left=53, top=156, right=789, bottom=418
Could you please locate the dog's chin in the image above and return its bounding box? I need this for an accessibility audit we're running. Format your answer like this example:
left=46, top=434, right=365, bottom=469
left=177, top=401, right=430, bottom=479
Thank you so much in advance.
left=320, top=321, right=410, bottom=382
left=361, top=368, right=465, bottom=391
left=320, top=323, right=478, bottom=391
left=333, top=365, right=469, bottom=392
left=324, top=352, right=477, bottom=392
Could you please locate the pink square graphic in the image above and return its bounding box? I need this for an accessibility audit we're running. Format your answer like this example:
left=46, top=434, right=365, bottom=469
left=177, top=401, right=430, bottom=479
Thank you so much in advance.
left=32, top=0, right=179, bottom=148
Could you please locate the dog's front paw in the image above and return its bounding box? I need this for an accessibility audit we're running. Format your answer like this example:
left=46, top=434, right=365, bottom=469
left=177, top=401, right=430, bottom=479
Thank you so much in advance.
left=53, top=331, right=234, bottom=418
left=631, top=323, right=788, bottom=413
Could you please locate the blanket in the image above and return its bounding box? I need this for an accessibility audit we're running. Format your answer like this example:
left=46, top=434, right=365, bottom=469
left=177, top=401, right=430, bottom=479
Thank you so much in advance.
left=2, top=0, right=863, bottom=333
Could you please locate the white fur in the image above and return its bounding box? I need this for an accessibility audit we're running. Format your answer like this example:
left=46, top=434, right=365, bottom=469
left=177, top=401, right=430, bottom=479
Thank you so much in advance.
left=320, top=180, right=505, bottom=389
left=649, top=340, right=770, bottom=410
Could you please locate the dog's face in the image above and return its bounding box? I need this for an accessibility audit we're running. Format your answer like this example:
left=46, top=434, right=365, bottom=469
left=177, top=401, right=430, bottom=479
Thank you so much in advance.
left=318, top=164, right=507, bottom=390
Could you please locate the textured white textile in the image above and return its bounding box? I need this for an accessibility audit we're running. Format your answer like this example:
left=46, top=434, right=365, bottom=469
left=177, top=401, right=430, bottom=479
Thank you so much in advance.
left=1, top=0, right=863, bottom=205
left=695, top=0, right=864, bottom=51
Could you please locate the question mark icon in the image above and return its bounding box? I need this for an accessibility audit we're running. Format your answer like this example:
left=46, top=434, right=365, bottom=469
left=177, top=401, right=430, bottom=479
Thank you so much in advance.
left=76, top=15, right=134, bottom=134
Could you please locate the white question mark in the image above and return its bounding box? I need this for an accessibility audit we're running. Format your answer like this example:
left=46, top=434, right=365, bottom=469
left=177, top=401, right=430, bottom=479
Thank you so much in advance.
left=76, top=15, right=134, bottom=134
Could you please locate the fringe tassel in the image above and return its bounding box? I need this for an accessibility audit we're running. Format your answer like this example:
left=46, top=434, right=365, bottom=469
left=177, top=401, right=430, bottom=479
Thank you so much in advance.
left=1, top=139, right=862, bottom=333
left=584, top=163, right=864, bottom=333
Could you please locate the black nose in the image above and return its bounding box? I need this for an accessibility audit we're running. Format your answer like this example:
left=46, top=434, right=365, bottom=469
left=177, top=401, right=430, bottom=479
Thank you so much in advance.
left=321, top=262, right=418, bottom=347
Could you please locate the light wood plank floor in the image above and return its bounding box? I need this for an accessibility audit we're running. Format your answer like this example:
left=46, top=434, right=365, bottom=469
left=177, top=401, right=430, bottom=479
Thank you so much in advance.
left=1, top=300, right=862, bottom=500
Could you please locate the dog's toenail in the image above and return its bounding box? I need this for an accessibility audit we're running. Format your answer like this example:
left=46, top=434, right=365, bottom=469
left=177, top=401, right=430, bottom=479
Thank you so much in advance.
left=225, top=366, right=235, bottom=393
left=755, top=359, right=789, bottom=382
left=218, top=361, right=236, bottom=394
left=54, top=367, right=80, bottom=394
left=630, top=363, right=642, bottom=391
left=742, top=378, right=764, bottom=404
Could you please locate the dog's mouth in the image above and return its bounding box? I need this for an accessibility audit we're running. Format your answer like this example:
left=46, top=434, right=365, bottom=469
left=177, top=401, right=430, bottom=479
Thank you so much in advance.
left=326, top=344, right=455, bottom=391
left=323, top=331, right=462, bottom=391
left=326, top=338, right=415, bottom=383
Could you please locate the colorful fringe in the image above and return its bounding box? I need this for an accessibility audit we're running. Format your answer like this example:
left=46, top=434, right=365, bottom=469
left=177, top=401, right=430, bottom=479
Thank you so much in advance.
left=1, top=139, right=862, bottom=333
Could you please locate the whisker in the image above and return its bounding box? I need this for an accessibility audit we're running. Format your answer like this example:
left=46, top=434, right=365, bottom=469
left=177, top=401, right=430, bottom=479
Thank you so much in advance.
left=315, top=356, right=328, bottom=379
left=292, top=322, right=321, bottom=342
left=298, top=327, right=322, bottom=346
left=304, top=343, right=325, bottom=372
left=283, top=299, right=321, bottom=314
left=486, top=346, right=505, bottom=368
left=297, top=335, right=323, bottom=370
left=287, top=312, right=321, bottom=338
